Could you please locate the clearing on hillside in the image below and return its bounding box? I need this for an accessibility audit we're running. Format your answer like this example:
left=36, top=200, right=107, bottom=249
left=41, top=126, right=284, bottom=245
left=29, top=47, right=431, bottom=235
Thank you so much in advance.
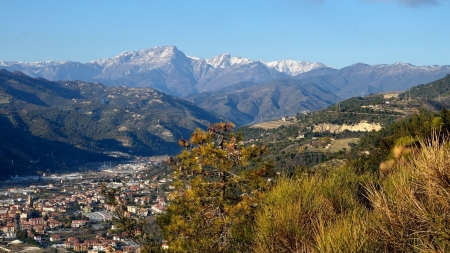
left=303, top=137, right=360, bottom=153
left=250, top=121, right=292, bottom=129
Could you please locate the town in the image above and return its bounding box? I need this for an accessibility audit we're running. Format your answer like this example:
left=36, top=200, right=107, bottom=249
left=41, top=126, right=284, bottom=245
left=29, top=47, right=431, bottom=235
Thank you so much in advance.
left=0, top=156, right=170, bottom=253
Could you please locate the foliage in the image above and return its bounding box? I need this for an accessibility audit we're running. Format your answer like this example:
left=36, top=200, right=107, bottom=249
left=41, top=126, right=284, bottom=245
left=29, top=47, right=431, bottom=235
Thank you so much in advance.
left=15, top=230, right=41, bottom=246
left=406, top=74, right=450, bottom=108
left=101, top=186, right=165, bottom=253
left=158, top=122, right=274, bottom=252
left=350, top=107, right=450, bottom=174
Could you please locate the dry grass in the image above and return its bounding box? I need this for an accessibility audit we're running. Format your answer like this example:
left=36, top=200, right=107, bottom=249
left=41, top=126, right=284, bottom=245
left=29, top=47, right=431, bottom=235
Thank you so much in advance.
left=315, top=210, right=374, bottom=253
left=253, top=165, right=373, bottom=252
left=367, top=134, right=450, bottom=252
left=253, top=133, right=450, bottom=252
left=379, top=159, right=396, bottom=178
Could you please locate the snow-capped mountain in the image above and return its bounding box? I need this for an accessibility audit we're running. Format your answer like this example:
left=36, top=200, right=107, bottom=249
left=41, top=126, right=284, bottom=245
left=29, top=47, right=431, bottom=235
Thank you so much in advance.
left=0, top=60, right=71, bottom=67
left=205, top=54, right=254, bottom=68
left=265, top=59, right=328, bottom=76
left=0, top=46, right=330, bottom=96
left=1, top=46, right=449, bottom=99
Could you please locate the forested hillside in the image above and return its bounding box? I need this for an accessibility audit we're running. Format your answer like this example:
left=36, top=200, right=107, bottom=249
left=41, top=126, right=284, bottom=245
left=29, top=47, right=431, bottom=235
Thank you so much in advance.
left=0, top=69, right=221, bottom=179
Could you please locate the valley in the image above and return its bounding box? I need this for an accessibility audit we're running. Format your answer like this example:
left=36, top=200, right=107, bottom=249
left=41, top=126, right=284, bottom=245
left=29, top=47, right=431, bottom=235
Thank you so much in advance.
left=1, top=49, right=450, bottom=253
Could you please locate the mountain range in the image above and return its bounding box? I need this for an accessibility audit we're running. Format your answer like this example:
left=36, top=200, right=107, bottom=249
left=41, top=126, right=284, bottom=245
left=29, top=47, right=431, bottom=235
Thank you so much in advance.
left=0, top=46, right=326, bottom=97
left=1, top=46, right=450, bottom=125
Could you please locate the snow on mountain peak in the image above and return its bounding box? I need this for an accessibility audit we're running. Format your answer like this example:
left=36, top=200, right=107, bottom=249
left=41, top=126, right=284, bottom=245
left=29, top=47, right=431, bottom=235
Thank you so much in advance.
left=0, top=60, right=71, bottom=67
left=89, top=46, right=184, bottom=71
left=264, top=59, right=327, bottom=76
left=205, top=54, right=254, bottom=68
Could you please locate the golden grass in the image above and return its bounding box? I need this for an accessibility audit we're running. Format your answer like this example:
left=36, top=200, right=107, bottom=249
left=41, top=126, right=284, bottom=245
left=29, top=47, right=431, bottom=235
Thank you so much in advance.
left=367, top=134, right=450, bottom=252
left=252, top=133, right=450, bottom=252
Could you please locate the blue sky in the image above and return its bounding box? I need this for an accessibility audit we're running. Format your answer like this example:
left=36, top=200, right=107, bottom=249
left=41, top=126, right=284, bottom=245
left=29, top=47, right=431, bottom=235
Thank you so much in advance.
left=1, top=0, right=449, bottom=68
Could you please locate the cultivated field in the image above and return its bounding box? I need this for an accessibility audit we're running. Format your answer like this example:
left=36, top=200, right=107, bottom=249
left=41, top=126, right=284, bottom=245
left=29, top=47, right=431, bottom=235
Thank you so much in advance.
left=328, top=138, right=360, bottom=152
left=380, top=91, right=402, bottom=99
left=250, top=121, right=292, bottom=129
left=303, top=137, right=360, bottom=153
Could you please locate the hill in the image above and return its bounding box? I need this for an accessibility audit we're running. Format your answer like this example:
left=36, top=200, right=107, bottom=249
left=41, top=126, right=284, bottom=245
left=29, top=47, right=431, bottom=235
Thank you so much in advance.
left=0, top=69, right=221, bottom=179
left=237, top=74, right=450, bottom=172
left=185, top=79, right=338, bottom=125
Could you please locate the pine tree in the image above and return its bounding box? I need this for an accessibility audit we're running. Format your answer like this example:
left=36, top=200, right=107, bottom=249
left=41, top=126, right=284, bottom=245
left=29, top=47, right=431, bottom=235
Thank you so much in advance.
left=158, top=122, right=274, bottom=252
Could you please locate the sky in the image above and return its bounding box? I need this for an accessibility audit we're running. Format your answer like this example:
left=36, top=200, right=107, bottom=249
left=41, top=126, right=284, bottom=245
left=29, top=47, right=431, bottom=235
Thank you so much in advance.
left=0, top=0, right=449, bottom=69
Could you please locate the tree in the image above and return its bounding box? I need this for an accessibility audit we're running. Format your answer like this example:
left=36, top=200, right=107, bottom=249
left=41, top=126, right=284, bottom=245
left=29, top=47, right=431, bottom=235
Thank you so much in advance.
left=158, top=122, right=274, bottom=252
left=102, top=186, right=165, bottom=253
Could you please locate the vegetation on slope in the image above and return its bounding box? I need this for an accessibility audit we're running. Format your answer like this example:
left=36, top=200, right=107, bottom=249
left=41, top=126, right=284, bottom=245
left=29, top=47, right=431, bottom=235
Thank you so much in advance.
left=0, top=69, right=222, bottom=179
left=237, top=72, right=450, bottom=174
left=109, top=109, right=450, bottom=252
left=253, top=129, right=450, bottom=253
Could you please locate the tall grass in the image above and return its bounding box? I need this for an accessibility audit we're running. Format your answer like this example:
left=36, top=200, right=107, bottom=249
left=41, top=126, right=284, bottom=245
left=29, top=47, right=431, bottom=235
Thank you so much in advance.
left=368, top=135, right=450, bottom=252
left=253, top=135, right=450, bottom=253
left=253, top=165, right=374, bottom=252
left=252, top=176, right=329, bottom=252
left=315, top=209, right=374, bottom=253
left=253, top=133, right=450, bottom=252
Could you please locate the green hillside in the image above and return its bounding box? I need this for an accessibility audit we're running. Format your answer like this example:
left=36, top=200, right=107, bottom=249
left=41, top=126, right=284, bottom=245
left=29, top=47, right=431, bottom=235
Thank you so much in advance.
left=0, top=69, right=222, bottom=179
left=237, top=74, right=450, bottom=173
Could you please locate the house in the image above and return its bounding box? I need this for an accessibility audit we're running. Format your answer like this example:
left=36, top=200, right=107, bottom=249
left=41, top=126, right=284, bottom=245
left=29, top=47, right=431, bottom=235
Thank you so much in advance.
left=50, top=235, right=61, bottom=242
left=48, top=219, right=63, bottom=229
left=83, top=206, right=93, bottom=213
left=33, top=235, right=42, bottom=242
left=138, top=208, right=148, bottom=217
left=29, top=217, right=45, bottom=226
left=73, top=242, right=88, bottom=252
left=71, top=220, right=90, bottom=228
left=151, top=204, right=166, bottom=214
left=126, top=206, right=138, bottom=214
left=0, top=208, right=9, bottom=215
left=2, top=224, right=15, bottom=234
left=122, top=246, right=139, bottom=253
left=65, top=237, right=80, bottom=249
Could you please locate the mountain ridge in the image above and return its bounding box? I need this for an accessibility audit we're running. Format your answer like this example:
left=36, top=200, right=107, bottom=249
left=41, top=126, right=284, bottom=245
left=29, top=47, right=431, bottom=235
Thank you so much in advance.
left=1, top=45, right=449, bottom=106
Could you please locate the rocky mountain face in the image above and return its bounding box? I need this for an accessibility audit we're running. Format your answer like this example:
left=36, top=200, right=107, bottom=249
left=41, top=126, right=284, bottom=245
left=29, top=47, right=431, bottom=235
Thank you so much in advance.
left=0, top=69, right=221, bottom=179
